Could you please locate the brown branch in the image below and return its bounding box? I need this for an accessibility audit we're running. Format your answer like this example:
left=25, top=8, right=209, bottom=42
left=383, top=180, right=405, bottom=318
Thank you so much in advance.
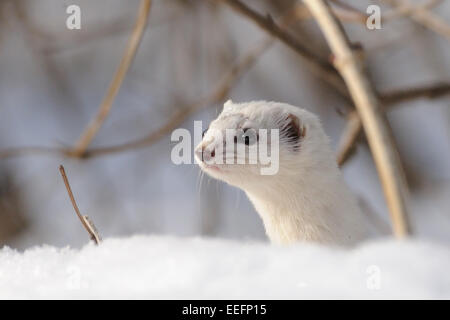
left=381, top=0, right=450, bottom=39
left=305, top=0, right=443, bottom=25
left=71, top=0, right=152, bottom=157
left=293, top=3, right=367, bottom=24
left=382, top=82, right=450, bottom=103
left=0, top=147, right=67, bottom=159
left=59, top=165, right=101, bottom=245
left=41, top=13, right=179, bottom=55
left=43, top=17, right=135, bottom=55
left=304, top=0, right=411, bottom=237
left=0, top=6, right=304, bottom=161
left=0, top=37, right=273, bottom=160
left=381, top=0, right=443, bottom=21
left=82, top=37, right=274, bottom=158
left=218, top=0, right=350, bottom=98
left=336, top=111, right=362, bottom=166
left=1, top=81, right=448, bottom=161
left=337, top=82, right=450, bottom=166
left=85, top=5, right=312, bottom=157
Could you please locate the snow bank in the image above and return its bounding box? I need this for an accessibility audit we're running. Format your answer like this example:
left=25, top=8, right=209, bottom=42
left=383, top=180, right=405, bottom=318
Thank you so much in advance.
left=0, top=236, right=449, bottom=299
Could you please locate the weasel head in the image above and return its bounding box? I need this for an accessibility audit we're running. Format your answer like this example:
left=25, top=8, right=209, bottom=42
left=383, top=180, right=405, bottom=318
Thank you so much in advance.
left=195, top=100, right=335, bottom=192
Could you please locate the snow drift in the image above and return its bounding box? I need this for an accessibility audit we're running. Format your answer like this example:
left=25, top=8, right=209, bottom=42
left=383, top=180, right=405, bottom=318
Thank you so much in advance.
left=0, top=236, right=449, bottom=299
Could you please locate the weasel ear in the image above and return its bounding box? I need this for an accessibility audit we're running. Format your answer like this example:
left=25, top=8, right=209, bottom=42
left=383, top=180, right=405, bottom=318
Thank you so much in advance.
left=285, top=113, right=306, bottom=142
left=224, top=99, right=234, bottom=111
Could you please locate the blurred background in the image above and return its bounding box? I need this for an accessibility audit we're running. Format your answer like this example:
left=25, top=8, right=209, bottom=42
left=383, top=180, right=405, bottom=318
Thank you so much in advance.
left=0, top=0, right=449, bottom=249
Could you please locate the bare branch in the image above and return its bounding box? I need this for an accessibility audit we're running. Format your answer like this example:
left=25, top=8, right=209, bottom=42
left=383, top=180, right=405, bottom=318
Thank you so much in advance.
left=293, top=3, right=367, bottom=24
left=0, top=147, right=67, bottom=159
left=2, top=81, right=448, bottom=161
left=71, top=0, right=152, bottom=157
left=306, top=0, right=443, bottom=25
left=381, top=0, right=450, bottom=39
left=304, top=0, right=411, bottom=237
left=337, top=83, right=450, bottom=166
left=336, top=111, right=362, bottom=166
left=59, top=165, right=101, bottom=245
left=382, top=82, right=450, bottom=104
left=83, top=37, right=274, bottom=158
left=0, top=37, right=273, bottom=160
left=381, top=0, right=443, bottom=21
left=218, top=0, right=350, bottom=98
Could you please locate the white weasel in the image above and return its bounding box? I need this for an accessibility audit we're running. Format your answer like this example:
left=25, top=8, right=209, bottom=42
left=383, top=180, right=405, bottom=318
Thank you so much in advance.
left=195, top=100, right=374, bottom=246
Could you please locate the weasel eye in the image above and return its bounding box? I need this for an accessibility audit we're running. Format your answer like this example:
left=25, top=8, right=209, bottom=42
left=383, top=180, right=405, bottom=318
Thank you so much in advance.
left=240, top=128, right=258, bottom=146
left=202, top=128, right=208, bottom=138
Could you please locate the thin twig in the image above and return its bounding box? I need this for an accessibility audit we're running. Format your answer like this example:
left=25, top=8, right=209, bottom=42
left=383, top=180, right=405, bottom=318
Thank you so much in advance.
left=72, top=0, right=152, bottom=157
left=1, top=82, right=448, bottom=160
left=337, top=83, right=450, bottom=166
left=41, top=13, right=179, bottom=55
left=304, top=0, right=411, bottom=237
left=59, top=165, right=101, bottom=245
left=0, top=37, right=274, bottom=160
left=381, top=0, right=450, bottom=39
left=382, top=82, right=450, bottom=103
left=302, top=0, right=443, bottom=24
left=336, top=111, right=362, bottom=166
left=381, top=0, right=442, bottom=21
left=0, top=146, right=68, bottom=159
left=82, top=37, right=275, bottom=158
left=293, top=3, right=367, bottom=24
left=218, top=0, right=350, bottom=98
left=0, top=7, right=301, bottom=160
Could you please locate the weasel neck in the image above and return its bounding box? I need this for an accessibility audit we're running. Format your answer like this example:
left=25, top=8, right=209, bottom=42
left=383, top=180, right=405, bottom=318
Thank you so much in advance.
left=245, top=166, right=369, bottom=246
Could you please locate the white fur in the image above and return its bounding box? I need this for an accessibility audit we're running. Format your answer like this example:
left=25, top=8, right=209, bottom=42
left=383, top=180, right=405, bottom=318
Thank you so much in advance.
left=196, top=101, right=374, bottom=246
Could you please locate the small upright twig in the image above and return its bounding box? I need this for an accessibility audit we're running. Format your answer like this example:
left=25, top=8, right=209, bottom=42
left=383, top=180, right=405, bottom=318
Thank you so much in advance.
left=59, top=165, right=101, bottom=245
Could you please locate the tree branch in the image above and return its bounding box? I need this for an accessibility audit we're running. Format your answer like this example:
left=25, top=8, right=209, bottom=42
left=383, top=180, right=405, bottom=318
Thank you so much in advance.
left=310, top=0, right=443, bottom=24
left=304, top=0, right=411, bottom=237
left=382, top=82, right=450, bottom=104
left=2, top=80, right=447, bottom=161
left=71, top=0, right=152, bottom=157
left=381, top=0, right=450, bottom=39
left=336, top=111, right=362, bottom=166
left=0, top=37, right=273, bottom=160
left=218, top=0, right=350, bottom=98
left=81, top=37, right=274, bottom=158
left=337, top=82, right=450, bottom=166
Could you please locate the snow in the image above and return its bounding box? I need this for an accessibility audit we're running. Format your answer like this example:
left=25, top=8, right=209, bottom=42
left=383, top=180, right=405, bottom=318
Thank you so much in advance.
left=0, top=236, right=449, bottom=299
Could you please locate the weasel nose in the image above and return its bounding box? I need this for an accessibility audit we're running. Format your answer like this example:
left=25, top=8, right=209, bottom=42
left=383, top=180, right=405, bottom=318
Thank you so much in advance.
left=196, top=146, right=215, bottom=162
left=195, top=147, right=203, bottom=161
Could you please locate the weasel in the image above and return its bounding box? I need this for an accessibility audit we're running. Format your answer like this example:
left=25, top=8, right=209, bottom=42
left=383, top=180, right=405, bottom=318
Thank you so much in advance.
left=195, top=100, right=374, bottom=246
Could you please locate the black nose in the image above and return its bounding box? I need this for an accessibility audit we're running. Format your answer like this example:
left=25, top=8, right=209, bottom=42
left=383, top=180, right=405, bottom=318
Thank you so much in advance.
left=196, top=146, right=215, bottom=162
left=195, top=148, right=203, bottom=161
